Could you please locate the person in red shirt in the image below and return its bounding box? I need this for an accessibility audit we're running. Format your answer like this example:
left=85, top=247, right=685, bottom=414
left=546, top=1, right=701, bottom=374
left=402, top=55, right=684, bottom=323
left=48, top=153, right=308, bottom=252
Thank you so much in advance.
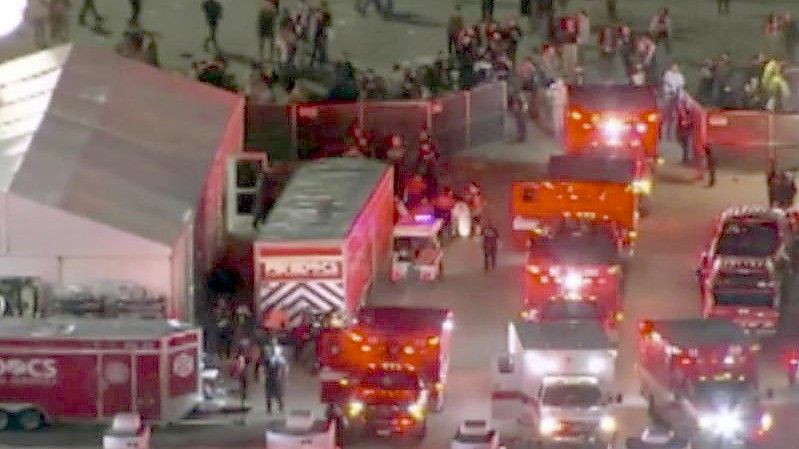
left=403, top=173, right=428, bottom=208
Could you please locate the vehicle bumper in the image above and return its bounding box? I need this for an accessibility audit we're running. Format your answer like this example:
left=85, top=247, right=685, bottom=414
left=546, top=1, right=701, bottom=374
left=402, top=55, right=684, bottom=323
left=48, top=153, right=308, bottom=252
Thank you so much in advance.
left=343, top=415, right=425, bottom=437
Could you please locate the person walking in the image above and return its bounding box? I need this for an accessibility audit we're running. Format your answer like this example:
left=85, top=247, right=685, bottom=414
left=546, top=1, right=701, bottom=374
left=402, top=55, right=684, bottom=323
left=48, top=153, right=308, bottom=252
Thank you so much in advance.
left=509, top=90, right=529, bottom=143
left=481, top=0, right=495, bottom=21
left=230, top=352, right=248, bottom=407
left=482, top=223, right=499, bottom=271
left=202, top=0, right=223, bottom=53
left=661, top=63, right=685, bottom=140
left=703, top=144, right=716, bottom=188
left=49, top=0, right=71, bottom=44
left=26, top=0, right=50, bottom=49
left=263, top=345, right=288, bottom=414
left=718, top=0, right=731, bottom=15
left=783, top=12, right=798, bottom=63
left=258, top=0, right=277, bottom=61
left=78, top=0, right=104, bottom=28
left=129, top=0, right=141, bottom=26
left=605, top=0, right=618, bottom=21
left=310, top=1, right=332, bottom=68
left=649, top=8, right=672, bottom=55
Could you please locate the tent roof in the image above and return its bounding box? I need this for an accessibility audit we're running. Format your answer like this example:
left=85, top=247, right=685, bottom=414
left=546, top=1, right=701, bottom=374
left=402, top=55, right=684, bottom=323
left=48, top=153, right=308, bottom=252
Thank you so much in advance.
left=0, top=45, right=242, bottom=245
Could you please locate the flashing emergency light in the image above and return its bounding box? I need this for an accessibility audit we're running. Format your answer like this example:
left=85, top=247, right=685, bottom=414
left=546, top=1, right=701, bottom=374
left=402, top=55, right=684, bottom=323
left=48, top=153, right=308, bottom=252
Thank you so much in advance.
left=407, top=402, right=425, bottom=421
left=539, top=416, right=562, bottom=436
left=761, top=412, right=774, bottom=432
left=0, top=0, right=26, bottom=38
left=599, top=415, right=618, bottom=433
left=723, top=355, right=735, bottom=366
left=563, top=272, right=584, bottom=293
left=632, top=178, right=653, bottom=195
left=600, top=118, right=625, bottom=140
left=347, top=400, right=365, bottom=417
left=700, top=410, right=743, bottom=437
left=414, top=213, right=435, bottom=223
left=588, top=357, right=607, bottom=375
left=442, top=319, right=454, bottom=332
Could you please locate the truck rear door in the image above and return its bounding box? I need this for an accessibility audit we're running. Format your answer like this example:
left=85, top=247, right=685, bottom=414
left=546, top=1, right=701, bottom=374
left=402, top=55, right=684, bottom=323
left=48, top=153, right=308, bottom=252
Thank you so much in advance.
left=100, top=353, right=133, bottom=418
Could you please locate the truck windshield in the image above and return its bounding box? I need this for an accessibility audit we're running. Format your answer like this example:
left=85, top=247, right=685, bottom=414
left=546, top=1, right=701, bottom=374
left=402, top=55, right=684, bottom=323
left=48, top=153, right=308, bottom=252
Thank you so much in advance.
left=692, top=381, right=757, bottom=410
left=534, top=229, right=619, bottom=265
left=541, top=302, right=602, bottom=321
left=717, top=221, right=779, bottom=257
left=542, top=383, right=602, bottom=407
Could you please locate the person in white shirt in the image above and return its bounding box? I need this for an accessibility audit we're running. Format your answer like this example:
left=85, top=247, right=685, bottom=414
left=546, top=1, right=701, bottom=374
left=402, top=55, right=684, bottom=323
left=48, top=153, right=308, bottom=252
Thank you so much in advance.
left=661, top=63, right=685, bottom=139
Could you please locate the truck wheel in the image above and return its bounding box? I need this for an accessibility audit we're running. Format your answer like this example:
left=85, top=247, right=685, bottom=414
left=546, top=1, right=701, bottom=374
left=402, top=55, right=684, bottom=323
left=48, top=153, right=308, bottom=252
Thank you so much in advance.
left=0, top=410, right=9, bottom=431
left=16, top=409, right=44, bottom=431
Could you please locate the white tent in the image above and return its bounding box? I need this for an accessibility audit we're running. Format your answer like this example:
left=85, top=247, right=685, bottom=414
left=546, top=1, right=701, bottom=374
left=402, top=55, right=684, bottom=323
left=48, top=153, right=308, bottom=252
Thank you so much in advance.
left=0, top=44, right=245, bottom=320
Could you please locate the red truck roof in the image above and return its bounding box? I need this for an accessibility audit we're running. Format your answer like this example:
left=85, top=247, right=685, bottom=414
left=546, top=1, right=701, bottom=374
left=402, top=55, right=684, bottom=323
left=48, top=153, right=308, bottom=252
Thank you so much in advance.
left=547, top=154, right=640, bottom=185
left=568, top=85, right=657, bottom=113
left=644, top=318, right=755, bottom=348
left=357, top=307, right=452, bottom=333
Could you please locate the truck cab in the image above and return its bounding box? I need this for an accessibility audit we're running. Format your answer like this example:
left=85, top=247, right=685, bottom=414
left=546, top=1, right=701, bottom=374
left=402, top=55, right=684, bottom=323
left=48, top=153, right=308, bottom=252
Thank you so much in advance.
left=523, top=220, right=623, bottom=330
left=638, top=319, right=771, bottom=446
left=337, top=367, right=429, bottom=442
left=491, top=320, right=619, bottom=448
left=391, top=214, right=445, bottom=282
left=564, top=85, right=659, bottom=158
left=698, top=207, right=798, bottom=333
left=317, top=306, right=453, bottom=411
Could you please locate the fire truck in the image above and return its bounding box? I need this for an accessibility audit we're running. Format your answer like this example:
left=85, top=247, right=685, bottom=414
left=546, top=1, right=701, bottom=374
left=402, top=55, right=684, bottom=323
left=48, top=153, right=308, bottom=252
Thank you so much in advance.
left=522, top=220, right=624, bottom=330
left=318, top=306, right=453, bottom=413
left=391, top=213, right=445, bottom=282
left=510, top=179, right=638, bottom=255
left=548, top=153, right=655, bottom=215
left=697, top=206, right=798, bottom=333
left=564, top=85, right=659, bottom=158
left=638, top=318, right=772, bottom=447
left=335, top=366, right=431, bottom=442
left=491, top=320, right=620, bottom=448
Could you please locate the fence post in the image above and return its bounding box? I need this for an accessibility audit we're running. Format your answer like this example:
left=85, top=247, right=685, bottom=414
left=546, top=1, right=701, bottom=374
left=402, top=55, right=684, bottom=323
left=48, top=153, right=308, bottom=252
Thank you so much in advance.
left=465, top=90, right=472, bottom=148
left=289, top=104, right=298, bottom=160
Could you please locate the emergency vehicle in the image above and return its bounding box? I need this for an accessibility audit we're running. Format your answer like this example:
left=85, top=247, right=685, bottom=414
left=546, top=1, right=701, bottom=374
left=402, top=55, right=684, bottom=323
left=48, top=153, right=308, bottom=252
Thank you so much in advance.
left=510, top=179, right=638, bottom=255
left=318, top=306, right=453, bottom=412
left=564, top=85, right=659, bottom=158
left=336, top=367, right=430, bottom=441
left=548, top=153, right=655, bottom=215
left=391, top=213, right=445, bottom=282
left=522, top=220, right=623, bottom=330
left=781, top=343, right=799, bottom=386
left=638, top=318, right=772, bottom=446
left=697, top=206, right=798, bottom=333
left=491, top=320, right=619, bottom=448
left=254, top=158, right=394, bottom=326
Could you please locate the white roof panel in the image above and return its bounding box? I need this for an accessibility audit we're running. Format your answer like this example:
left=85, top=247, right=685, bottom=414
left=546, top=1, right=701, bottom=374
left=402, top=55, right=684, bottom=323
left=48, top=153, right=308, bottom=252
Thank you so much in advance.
left=0, top=45, right=243, bottom=245
left=0, top=318, right=197, bottom=340
left=258, top=158, right=389, bottom=242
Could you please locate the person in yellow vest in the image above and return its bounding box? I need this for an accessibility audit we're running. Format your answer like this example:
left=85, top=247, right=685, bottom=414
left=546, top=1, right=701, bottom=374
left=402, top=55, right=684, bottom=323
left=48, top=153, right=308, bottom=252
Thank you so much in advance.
left=763, top=60, right=791, bottom=111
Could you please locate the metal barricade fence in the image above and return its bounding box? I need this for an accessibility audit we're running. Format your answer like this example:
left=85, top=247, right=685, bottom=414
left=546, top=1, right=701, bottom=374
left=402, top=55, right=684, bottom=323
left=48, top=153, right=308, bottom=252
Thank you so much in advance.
left=432, top=92, right=468, bottom=156
left=244, top=82, right=508, bottom=161
left=469, top=82, right=508, bottom=147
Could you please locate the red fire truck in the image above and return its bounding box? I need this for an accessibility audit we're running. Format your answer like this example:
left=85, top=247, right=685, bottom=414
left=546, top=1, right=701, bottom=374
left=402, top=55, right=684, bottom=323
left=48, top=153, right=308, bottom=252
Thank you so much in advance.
left=510, top=179, right=638, bottom=255
left=638, top=318, right=772, bottom=447
left=317, top=306, right=453, bottom=413
left=522, top=220, right=624, bottom=330
left=547, top=153, right=654, bottom=215
left=0, top=318, right=201, bottom=431
left=697, top=206, right=798, bottom=333
left=564, top=85, right=659, bottom=158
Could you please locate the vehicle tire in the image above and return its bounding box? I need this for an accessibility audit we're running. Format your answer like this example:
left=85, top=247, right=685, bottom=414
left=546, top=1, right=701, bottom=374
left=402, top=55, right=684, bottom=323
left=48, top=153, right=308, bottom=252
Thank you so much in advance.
left=16, top=409, right=44, bottom=431
left=0, top=410, right=9, bottom=431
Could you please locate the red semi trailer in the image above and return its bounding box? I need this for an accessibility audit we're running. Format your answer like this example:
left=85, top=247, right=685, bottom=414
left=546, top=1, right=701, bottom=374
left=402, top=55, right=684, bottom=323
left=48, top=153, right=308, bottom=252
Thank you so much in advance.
left=0, top=318, right=201, bottom=431
left=254, top=158, right=394, bottom=325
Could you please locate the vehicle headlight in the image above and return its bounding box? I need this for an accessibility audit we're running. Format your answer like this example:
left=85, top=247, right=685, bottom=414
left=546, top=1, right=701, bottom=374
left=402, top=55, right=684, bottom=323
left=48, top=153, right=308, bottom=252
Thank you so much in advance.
left=539, top=416, right=561, bottom=436
left=600, top=415, right=617, bottom=433
left=761, top=412, right=774, bottom=432
left=563, top=272, right=583, bottom=292
left=698, top=414, right=715, bottom=430
left=588, top=357, right=606, bottom=374
left=347, top=400, right=364, bottom=417
left=632, top=179, right=652, bottom=195
left=407, top=403, right=425, bottom=421
left=717, top=411, right=742, bottom=434
left=601, top=118, right=625, bottom=138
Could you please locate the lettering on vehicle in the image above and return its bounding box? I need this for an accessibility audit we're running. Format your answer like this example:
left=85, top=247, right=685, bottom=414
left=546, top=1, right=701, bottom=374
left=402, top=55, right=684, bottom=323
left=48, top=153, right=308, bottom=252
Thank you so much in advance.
left=172, top=352, right=195, bottom=378
left=0, top=357, right=58, bottom=385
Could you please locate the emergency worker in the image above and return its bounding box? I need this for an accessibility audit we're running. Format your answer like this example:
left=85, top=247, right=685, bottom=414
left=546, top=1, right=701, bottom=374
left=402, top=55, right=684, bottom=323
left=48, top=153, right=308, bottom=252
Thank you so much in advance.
left=416, top=130, right=439, bottom=188
left=508, top=89, right=529, bottom=142
left=649, top=8, right=672, bottom=54
left=768, top=168, right=797, bottom=208
left=262, top=305, right=288, bottom=339
left=703, top=144, right=716, bottom=188
left=483, top=223, right=500, bottom=271
left=403, top=173, right=428, bottom=209
left=465, top=182, right=485, bottom=236
left=676, top=103, right=693, bottom=164
left=432, top=186, right=457, bottom=229
left=215, top=299, right=233, bottom=358
left=263, top=341, right=288, bottom=414
left=230, top=352, right=248, bottom=407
